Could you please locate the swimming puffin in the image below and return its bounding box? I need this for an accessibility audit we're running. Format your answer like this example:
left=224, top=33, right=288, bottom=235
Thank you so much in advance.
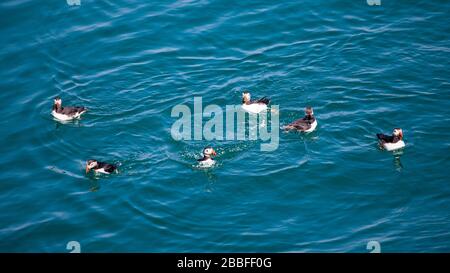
left=284, top=107, right=318, bottom=133
left=52, top=97, right=87, bottom=121
left=85, top=160, right=118, bottom=174
left=377, top=128, right=405, bottom=151
left=241, top=92, right=270, bottom=114
left=197, top=147, right=217, bottom=168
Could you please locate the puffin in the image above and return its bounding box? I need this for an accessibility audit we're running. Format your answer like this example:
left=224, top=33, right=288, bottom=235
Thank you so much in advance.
left=377, top=128, right=405, bottom=151
left=284, top=107, right=318, bottom=133
left=52, top=97, right=87, bottom=121
left=241, top=92, right=270, bottom=114
left=85, top=160, right=118, bottom=174
left=197, top=147, right=217, bottom=168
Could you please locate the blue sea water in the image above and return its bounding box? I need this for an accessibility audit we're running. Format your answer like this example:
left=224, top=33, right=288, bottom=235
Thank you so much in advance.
left=0, top=0, right=449, bottom=253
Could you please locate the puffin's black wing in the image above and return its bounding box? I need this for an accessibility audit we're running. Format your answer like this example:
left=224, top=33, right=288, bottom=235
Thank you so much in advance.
left=104, top=164, right=117, bottom=173
left=377, top=133, right=394, bottom=143
left=286, top=118, right=311, bottom=131
left=256, top=97, right=270, bottom=105
left=61, top=106, right=86, bottom=116
left=98, top=162, right=117, bottom=173
left=197, top=156, right=207, bottom=162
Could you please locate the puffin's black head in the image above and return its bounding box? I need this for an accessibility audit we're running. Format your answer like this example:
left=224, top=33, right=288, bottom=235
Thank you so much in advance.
left=53, top=97, right=62, bottom=111
left=54, top=96, right=62, bottom=105
left=242, top=92, right=251, bottom=104
left=393, top=128, right=403, bottom=140
left=86, top=160, right=98, bottom=173
left=305, top=106, right=314, bottom=117
left=202, top=147, right=217, bottom=158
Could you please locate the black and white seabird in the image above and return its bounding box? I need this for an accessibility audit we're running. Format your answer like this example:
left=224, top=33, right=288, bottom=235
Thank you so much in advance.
left=197, top=147, right=217, bottom=168
left=52, top=97, right=87, bottom=121
left=284, top=107, right=318, bottom=133
left=85, top=160, right=118, bottom=174
left=377, top=128, right=405, bottom=151
left=241, top=91, right=270, bottom=114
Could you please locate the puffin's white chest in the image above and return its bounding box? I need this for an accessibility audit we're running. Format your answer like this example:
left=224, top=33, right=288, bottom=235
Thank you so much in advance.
left=198, top=158, right=215, bottom=168
left=304, top=120, right=318, bottom=133
left=93, top=168, right=111, bottom=174
left=52, top=110, right=74, bottom=121
left=51, top=110, right=85, bottom=121
left=241, top=103, right=267, bottom=114
left=383, top=140, right=405, bottom=151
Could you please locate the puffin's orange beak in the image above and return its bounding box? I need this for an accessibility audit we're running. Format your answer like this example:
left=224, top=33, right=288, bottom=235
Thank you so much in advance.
left=212, top=150, right=217, bottom=156
left=85, top=164, right=90, bottom=174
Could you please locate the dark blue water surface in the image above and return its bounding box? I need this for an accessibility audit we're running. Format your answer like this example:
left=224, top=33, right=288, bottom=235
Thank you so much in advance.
left=0, top=0, right=449, bottom=252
